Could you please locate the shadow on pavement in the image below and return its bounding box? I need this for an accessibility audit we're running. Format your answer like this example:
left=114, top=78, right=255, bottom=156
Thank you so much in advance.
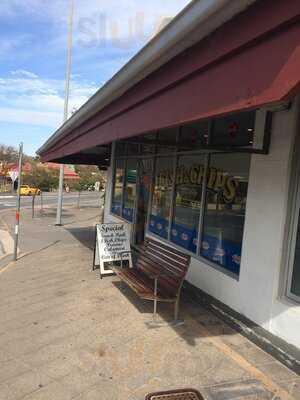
left=40, top=209, right=75, bottom=219
left=64, top=226, right=96, bottom=250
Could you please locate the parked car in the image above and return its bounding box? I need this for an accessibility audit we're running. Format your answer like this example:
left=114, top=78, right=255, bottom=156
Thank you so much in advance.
left=19, top=185, right=41, bottom=196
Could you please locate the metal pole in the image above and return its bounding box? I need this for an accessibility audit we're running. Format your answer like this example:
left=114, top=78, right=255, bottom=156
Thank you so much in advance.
left=77, top=190, right=81, bottom=209
left=32, top=194, right=35, bottom=219
left=13, top=143, right=23, bottom=261
left=55, top=0, right=74, bottom=226
left=40, top=191, right=44, bottom=215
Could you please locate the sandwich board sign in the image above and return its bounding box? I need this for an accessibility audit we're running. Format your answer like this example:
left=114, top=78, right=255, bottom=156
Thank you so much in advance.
left=93, top=223, right=132, bottom=278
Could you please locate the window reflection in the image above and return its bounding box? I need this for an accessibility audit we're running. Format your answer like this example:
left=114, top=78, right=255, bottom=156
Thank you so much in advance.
left=179, top=121, right=209, bottom=150
left=149, top=157, right=174, bottom=239
left=211, top=112, right=255, bottom=148
left=171, top=155, right=206, bottom=253
left=111, top=159, right=124, bottom=216
left=122, top=159, right=137, bottom=222
left=200, top=154, right=250, bottom=274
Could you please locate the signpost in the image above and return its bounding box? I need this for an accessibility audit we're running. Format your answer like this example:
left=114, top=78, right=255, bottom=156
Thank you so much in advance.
left=93, top=223, right=132, bottom=278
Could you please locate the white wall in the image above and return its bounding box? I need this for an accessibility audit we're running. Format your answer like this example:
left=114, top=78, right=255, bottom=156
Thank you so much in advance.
left=104, top=101, right=300, bottom=348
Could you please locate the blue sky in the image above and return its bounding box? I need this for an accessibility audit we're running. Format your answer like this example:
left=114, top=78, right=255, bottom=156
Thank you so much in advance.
left=0, top=0, right=190, bottom=155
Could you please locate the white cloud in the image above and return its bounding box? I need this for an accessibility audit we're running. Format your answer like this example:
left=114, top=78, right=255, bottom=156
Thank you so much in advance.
left=0, top=72, right=98, bottom=128
left=0, top=107, right=61, bottom=128
left=10, top=70, right=38, bottom=79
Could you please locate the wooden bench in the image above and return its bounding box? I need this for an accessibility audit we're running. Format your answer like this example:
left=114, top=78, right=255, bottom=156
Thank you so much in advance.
left=113, top=238, right=191, bottom=321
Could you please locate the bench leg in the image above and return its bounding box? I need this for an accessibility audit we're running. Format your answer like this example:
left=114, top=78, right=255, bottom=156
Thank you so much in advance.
left=174, top=297, right=180, bottom=322
left=153, top=278, right=158, bottom=321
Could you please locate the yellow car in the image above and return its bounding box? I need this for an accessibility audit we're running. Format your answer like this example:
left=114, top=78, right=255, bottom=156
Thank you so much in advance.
left=20, top=185, right=41, bottom=196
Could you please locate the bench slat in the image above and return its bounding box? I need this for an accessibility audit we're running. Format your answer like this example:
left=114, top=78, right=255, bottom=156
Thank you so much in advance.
left=114, top=268, right=176, bottom=301
left=145, top=238, right=190, bottom=262
left=144, top=248, right=187, bottom=276
left=138, top=251, right=184, bottom=276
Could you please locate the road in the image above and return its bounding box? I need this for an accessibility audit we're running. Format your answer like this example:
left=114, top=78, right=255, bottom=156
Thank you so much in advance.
left=0, top=191, right=103, bottom=211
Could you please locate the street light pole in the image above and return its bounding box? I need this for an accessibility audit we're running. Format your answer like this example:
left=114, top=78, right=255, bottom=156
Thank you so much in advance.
left=56, top=0, right=74, bottom=226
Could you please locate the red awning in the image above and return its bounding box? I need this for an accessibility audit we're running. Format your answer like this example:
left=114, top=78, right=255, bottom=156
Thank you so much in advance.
left=40, top=1, right=300, bottom=162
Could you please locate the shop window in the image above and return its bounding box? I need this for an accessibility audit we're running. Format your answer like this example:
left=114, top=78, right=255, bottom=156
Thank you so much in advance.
left=200, top=153, right=251, bottom=275
left=142, top=132, right=157, bottom=142
left=290, top=217, right=300, bottom=298
left=127, top=143, right=140, bottom=155
left=122, top=159, right=137, bottom=222
left=211, top=111, right=255, bottom=148
left=111, top=159, right=125, bottom=216
left=287, top=174, right=300, bottom=302
left=171, top=155, right=206, bottom=253
left=141, top=144, right=156, bottom=154
left=115, top=141, right=127, bottom=156
left=157, top=127, right=179, bottom=154
left=179, top=121, right=210, bottom=150
left=149, top=157, right=174, bottom=239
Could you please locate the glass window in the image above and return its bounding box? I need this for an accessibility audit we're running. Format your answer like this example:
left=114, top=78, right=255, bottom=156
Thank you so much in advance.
left=127, top=143, right=140, bottom=155
left=141, top=144, right=156, bottom=154
left=171, top=155, right=206, bottom=253
left=157, top=127, right=178, bottom=153
left=211, top=111, right=255, bottom=148
left=149, top=157, right=174, bottom=239
left=111, top=159, right=125, bottom=216
left=142, top=132, right=157, bottom=142
left=135, top=159, right=153, bottom=245
left=179, top=120, right=210, bottom=150
left=291, top=215, right=300, bottom=298
left=115, top=141, right=127, bottom=156
left=127, top=132, right=156, bottom=154
left=122, top=159, right=137, bottom=222
left=286, top=160, right=300, bottom=302
left=200, top=153, right=251, bottom=275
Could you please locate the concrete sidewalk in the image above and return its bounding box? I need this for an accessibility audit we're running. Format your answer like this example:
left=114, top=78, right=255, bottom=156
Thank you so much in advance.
left=0, top=205, right=100, bottom=259
left=0, top=208, right=299, bottom=400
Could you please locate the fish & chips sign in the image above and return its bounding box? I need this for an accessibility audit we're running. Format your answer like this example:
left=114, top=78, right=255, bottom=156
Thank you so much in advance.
left=157, top=164, right=239, bottom=203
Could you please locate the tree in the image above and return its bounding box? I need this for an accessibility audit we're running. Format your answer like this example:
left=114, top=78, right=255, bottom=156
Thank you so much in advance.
left=74, top=165, right=106, bottom=190
left=23, top=164, right=59, bottom=192
left=0, top=144, right=19, bottom=164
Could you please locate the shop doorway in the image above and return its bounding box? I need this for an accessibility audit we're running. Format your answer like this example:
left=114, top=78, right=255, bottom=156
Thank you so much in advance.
left=135, top=158, right=153, bottom=245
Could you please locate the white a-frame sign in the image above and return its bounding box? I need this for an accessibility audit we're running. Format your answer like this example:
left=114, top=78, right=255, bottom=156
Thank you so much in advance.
left=93, top=223, right=132, bottom=278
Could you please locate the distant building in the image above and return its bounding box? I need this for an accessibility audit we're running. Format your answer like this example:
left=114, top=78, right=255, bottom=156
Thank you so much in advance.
left=42, top=163, right=80, bottom=182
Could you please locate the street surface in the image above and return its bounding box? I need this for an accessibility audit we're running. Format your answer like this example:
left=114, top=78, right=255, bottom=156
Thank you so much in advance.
left=0, top=191, right=103, bottom=211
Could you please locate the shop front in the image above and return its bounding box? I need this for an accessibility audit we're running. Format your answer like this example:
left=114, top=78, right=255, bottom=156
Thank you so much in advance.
left=109, top=109, right=268, bottom=278
left=103, top=101, right=300, bottom=350
left=38, top=0, right=300, bottom=348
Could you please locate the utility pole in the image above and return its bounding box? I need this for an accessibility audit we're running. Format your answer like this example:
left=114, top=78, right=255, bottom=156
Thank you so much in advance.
left=13, top=143, right=23, bottom=261
left=55, top=0, right=74, bottom=226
